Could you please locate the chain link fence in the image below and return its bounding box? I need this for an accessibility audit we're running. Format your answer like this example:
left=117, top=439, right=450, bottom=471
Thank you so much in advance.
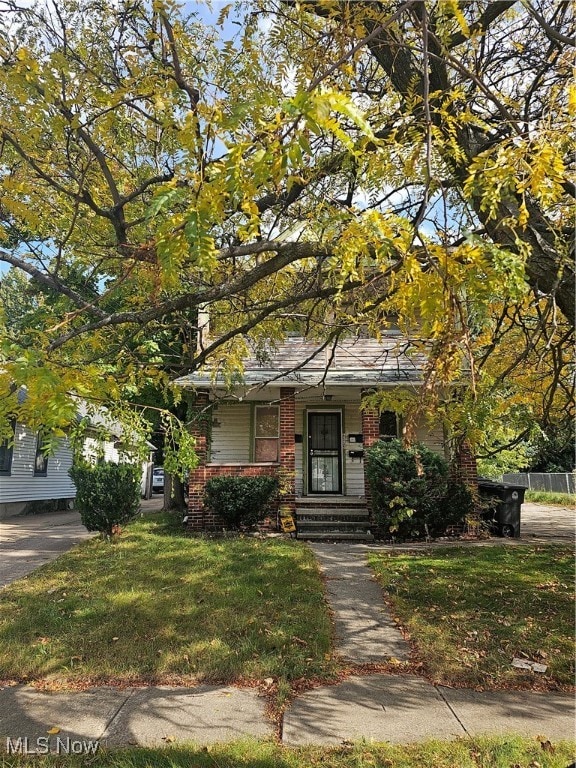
left=502, top=473, right=575, bottom=495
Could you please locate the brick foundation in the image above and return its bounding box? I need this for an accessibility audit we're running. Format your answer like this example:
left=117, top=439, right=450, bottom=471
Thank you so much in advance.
left=187, top=463, right=280, bottom=530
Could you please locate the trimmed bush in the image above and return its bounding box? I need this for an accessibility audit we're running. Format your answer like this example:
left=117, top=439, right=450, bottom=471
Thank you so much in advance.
left=203, top=475, right=279, bottom=529
left=69, top=462, right=141, bottom=537
left=365, top=439, right=471, bottom=539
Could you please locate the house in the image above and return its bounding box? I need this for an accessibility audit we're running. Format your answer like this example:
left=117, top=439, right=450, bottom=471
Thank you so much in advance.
left=0, top=406, right=155, bottom=520
left=0, top=421, right=78, bottom=520
left=175, top=335, right=478, bottom=539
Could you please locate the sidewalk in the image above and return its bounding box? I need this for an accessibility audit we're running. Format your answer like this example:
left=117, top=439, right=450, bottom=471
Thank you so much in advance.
left=0, top=678, right=573, bottom=749
left=284, top=542, right=574, bottom=745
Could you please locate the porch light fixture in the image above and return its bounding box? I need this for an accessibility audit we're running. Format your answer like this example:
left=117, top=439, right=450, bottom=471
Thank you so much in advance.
left=323, top=394, right=333, bottom=401
left=212, top=418, right=221, bottom=428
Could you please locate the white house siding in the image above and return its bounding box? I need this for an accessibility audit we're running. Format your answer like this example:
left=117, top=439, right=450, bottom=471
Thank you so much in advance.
left=0, top=423, right=76, bottom=505
left=415, top=420, right=446, bottom=457
left=210, top=403, right=251, bottom=463
left=342, top=401, right=365, bottom=496
left=83, top=436, right=121, bottom=464
left=295, top=401, right=305, bottom=495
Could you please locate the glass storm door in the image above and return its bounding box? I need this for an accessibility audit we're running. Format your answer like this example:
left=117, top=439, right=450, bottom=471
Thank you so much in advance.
left=308, top=412, right=342, bottom=494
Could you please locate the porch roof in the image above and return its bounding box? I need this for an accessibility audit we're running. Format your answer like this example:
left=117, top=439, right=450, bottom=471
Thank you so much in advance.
left=175, top=335, right=426, bottom=390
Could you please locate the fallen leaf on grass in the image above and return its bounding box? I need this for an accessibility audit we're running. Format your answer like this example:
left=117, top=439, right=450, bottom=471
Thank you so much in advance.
left=47, top=727, right=60, bottom=735
left=162, top=735, right=175, bottom=743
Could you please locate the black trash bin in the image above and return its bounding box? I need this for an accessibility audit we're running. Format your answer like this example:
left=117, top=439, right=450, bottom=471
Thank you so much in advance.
left=477, top=480, right=526, bottom=538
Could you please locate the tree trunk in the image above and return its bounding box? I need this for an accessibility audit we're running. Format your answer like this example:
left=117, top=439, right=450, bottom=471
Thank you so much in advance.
left=163, top=473, right=186, bottom=512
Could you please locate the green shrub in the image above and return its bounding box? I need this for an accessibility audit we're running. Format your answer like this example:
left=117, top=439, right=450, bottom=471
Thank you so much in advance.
left=365, top=439, right=471, bottom=539
left=69, top=462, right=141, bottom=537
left=203, top=475, right=279, bottom=529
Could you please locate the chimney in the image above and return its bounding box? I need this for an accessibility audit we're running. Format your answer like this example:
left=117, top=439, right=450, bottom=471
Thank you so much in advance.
left=197, top=305, right=210, bottom=354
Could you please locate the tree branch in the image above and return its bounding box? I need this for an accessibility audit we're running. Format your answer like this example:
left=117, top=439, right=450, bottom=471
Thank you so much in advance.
left=46, top=241, right=333, bottom=350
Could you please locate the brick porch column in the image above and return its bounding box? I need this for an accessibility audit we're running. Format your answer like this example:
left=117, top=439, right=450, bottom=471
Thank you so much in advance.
left=279, top=387, right=296, bottom=520
left=361, top=401, right=380, bottom=519
left=451, top=437, right=480, bottom=530
left=453, top=439, right=478, bottom=488
left=186, top=391, right=211, bottom=530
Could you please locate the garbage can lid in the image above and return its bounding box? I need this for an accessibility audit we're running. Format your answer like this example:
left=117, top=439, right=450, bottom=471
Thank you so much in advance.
left=478, top=479, right=527, bottom=490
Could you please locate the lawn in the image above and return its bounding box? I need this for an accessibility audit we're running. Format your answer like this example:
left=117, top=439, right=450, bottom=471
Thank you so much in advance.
left=525, top=490, right=575, bottom=506
left=1, top=737, right=575, bottom=768
left=368, top=545, right=574, bottom=691
left=0, top=514, right=335, bottom=687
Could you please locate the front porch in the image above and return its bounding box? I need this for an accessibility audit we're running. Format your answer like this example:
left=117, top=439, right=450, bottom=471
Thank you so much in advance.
left=184, top=385, right=477, bottom=535
left=185, top=386, right=381, bottom=532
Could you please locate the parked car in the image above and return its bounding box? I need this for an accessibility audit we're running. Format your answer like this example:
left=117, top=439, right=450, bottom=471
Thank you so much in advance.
left=152, top=467, right=165, bottom=493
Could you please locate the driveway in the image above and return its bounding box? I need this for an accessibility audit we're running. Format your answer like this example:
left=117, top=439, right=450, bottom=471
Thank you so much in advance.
left=0, top=511, right=94, bottom=589
left=0, top=497, right=165, bottom=589
left=520, top=501, right=575, bottom=544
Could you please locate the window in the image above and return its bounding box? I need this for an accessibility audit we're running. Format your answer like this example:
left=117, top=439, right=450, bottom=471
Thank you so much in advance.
left=379, top=411, right=399, bottom=441
left=34, top=432, right=48, bottom=476
left=254, top=406, right=279, bottom=462
left=0, top=420, right=15, bottom=476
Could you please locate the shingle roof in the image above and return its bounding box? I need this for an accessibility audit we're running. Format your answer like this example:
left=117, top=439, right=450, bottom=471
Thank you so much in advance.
left=175, top=335, right=426, bottom=390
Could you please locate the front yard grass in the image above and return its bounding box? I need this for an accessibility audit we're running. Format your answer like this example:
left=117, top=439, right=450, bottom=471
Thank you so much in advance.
left=368, top=545, right=574, bottom=691
left=1, top=736, right=575, bottom=768
left=0, top=514, right=335, bottom=686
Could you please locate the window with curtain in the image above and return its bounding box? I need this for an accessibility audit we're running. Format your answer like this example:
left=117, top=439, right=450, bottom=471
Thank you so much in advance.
left=254, top=406, right=279, bottom=462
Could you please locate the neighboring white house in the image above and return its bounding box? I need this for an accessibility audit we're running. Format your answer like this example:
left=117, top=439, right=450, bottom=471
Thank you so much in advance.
left=0, top=410, right=155, bottom=520
left=0, top=421, right=77, bottom=519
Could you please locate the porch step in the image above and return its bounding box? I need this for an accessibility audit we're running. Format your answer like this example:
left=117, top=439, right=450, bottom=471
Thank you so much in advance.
left=296, top=507, right=369, bottom=520
left=297, top=520, right=371, bottom=529
left=296, top=496, right=366, bottom=507
left=297, top=531, right=375, bottom=542
left=295, top=498, right=372, bottom=541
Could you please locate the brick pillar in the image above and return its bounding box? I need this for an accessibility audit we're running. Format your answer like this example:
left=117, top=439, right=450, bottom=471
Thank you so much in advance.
left=361, top=402, right=380, bottom=520
left=452, top=439, right=478, bottom=488
left=279, top=387, right=296, bottom=521
left=186, top=391, right=211, bottom=530
left=451, top=438, right=480, bottom=532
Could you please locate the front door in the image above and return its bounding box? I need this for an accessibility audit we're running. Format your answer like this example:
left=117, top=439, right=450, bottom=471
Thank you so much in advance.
left=308, top=411, right=342, bottom=494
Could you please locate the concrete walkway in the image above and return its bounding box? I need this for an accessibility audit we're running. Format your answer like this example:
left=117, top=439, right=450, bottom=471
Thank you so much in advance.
left=311, top=543, right=410, bottom=663
left=0, top=511, right=94, bottom=589
left=283, top=674, right=575, bottom=744
left=519, top=502, right=574, bottom=544
left=0, top=677, right=572, bottom=751
left=281, top=541, right=575, bottom=745
left=0, top=684, right=272, bottom=749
